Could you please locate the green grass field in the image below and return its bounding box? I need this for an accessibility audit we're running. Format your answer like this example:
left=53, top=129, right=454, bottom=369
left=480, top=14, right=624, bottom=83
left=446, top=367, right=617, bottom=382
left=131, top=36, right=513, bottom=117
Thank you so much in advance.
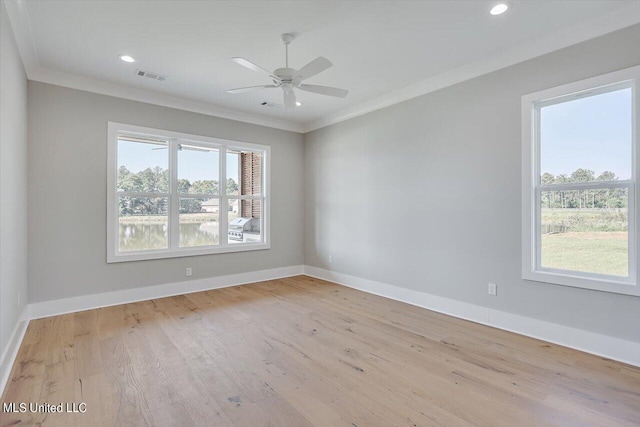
left=541, top=232, right=628, bottom=277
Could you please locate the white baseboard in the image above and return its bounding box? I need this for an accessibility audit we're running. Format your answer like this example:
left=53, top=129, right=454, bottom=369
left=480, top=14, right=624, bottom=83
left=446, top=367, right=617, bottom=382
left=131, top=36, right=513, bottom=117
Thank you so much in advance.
left=0, top=307, right=29, bottom=396
left=303, top=265, right=640, bottom=367
left=28, top=265, right=304, bottom=320
left=3, top=262, right=637, bottom=400
left=1, top=265, right=303, bottom=396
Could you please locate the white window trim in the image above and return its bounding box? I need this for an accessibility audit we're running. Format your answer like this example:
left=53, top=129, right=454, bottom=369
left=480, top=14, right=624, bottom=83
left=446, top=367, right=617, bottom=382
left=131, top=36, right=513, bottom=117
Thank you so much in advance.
left=107, top=122, right=270, bottom=263
left=522, top=65, right=640, bottom=296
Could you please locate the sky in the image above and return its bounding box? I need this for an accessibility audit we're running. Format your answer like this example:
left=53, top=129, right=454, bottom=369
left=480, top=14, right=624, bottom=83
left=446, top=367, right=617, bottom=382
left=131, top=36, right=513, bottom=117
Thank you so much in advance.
left=540, top=87, right=632, bottom=180
left=117, top=142, right=239, bottom=184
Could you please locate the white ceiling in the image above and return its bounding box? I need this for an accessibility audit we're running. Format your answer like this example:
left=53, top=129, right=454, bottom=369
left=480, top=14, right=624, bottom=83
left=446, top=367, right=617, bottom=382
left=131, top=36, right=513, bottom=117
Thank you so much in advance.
left=5, top=0, right=640, bottom=132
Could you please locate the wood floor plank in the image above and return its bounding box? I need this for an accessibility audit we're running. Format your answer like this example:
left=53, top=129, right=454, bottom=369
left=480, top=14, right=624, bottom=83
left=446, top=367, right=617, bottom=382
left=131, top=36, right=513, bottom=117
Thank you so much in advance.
left=99, top=335, right=154, bottom=426
left=141, top=298, right=237, bottom=426
left=2, top=275, right=639, bottom=426
left=74, top=373, right=118, bottom=427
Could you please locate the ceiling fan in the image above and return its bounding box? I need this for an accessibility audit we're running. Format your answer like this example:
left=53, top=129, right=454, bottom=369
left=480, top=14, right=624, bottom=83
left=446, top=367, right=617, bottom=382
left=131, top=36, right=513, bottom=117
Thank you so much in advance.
left=227, top=33, right=348, bottom=108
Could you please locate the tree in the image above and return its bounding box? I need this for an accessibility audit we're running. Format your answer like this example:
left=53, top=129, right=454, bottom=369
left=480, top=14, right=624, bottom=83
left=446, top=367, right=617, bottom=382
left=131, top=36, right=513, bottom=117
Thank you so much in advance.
left=569, top=169, right=595, bottom=208
left=179, top=198, right=203, bottom=213
left=571, top=168, right=595, bottom=182
left=596, top=171, right=617, bottom=209
left=118, top=166, right=168, bottom=215
left=137, top=166, right=168, bottom=193
left=227, top=178, right=238, bottom=194
left=541, top=173, right=555, bottom=184
left=597, top=171, right=617, bottom=181
left=553, top=174, right=570, bottom=208
left=539, top=168, right=626, bottom=211
left=178, top=179, right=192, bottom=194
left=117, top=166, right=133, bottom=191
left=190, top=180, right=218, bottom=195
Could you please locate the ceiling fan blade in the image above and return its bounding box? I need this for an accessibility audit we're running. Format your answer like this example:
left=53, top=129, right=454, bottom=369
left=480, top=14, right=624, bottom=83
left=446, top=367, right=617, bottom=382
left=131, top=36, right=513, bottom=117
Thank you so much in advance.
left=283, top=90, right=297, bottom=109
left=152, top=145, right=208, bottom=152
left=298, top=84, right=348, bottom=98
left=295, top=57, right=332, bottom=80
left=227, top=85, right=278, bottom=94
left=231, top=57, right=277, bottom=79
left=180, top=144, right=214, bottom=152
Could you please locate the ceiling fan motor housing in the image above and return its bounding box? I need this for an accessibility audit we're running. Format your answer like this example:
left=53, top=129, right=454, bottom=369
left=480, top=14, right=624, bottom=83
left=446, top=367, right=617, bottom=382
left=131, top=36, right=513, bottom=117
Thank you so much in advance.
left=274, top=68, right=298, bottom=85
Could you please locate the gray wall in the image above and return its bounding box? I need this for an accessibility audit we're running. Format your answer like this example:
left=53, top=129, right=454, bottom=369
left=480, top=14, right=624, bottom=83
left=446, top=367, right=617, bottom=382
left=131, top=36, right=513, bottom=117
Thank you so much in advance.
left=28, top=82, right=304, bottom=303
left=0, top=2, right=28, bottom=353
left=304, top=25, right=640, bottom=342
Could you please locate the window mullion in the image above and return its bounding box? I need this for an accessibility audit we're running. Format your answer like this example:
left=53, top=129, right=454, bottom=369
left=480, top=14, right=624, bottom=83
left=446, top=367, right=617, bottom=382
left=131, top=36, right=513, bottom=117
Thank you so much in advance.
left=539, top=180, right=633, bottom=191
left=117, top=191, right=170, bottom=198
left=262, top=195, right=266, bottom=244
left=169, top=138, right=179, bottom=251
left=535, top=186, right=541, bottom=271
left=220, top=146, right=228, bottom=248
left=629, top=181, right=637, bottom=283
left=534, top=105, right=541, bottom=188
left=533, top=104, right=541, bottom=273
left=179, top=194, right=220, bottom=199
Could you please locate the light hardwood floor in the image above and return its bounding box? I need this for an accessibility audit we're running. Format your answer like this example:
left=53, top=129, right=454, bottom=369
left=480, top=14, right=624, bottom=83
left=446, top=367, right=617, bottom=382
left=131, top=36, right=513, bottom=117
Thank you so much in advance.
left=1, top=275, right=639, bottom=426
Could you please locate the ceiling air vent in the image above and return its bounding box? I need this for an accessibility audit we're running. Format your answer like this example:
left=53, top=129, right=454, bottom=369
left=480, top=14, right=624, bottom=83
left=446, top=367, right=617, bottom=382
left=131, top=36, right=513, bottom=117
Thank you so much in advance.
left=136, top=70, right=167, bottom=82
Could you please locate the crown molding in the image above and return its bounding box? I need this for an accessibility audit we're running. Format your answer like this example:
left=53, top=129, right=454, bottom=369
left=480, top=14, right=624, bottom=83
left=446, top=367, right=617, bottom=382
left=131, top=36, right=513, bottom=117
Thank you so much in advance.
left=5, top=0, right=640, bottom=135
left=302, top=2, right=640, bottom=132
left=2, top=0, right=304, bottom=134
left=2, top=0, right=38, bottom=72
left=28, top=66, right=305, bottom=133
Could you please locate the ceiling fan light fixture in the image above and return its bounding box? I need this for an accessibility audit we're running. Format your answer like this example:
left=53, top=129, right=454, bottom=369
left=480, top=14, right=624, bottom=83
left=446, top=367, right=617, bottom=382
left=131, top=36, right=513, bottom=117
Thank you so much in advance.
left=490, top=3, right=509, bottom=15
left=227, top=34, right=348, bottom=108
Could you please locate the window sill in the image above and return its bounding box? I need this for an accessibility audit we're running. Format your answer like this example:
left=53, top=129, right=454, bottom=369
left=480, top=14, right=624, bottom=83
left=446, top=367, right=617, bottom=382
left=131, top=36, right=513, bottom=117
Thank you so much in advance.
left=523, top=269, right=639, bottom=296
left=107, top=243, right=270, bottom=263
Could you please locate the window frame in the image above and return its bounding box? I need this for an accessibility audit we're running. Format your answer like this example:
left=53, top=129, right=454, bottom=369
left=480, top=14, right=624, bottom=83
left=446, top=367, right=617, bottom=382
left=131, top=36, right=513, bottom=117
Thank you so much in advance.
left=107, top=122, right=270, bottom=263
left=521, top=66, right=639, bottom=296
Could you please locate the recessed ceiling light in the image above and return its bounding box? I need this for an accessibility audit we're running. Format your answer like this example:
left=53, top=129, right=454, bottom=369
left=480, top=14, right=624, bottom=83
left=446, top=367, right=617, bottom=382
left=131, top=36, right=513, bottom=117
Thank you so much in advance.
left=490, top=3, right=509, bottom=15
left=120, top=55, right=135, bottom=63
left=296, top=102, right=302, bottom=107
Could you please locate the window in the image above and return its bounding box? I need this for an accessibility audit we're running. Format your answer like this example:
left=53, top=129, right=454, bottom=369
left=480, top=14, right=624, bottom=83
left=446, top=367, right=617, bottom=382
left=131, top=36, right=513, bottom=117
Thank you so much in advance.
left=107, top=122, right=269, bottom=262
left=522, top=66, right=639, bottom=295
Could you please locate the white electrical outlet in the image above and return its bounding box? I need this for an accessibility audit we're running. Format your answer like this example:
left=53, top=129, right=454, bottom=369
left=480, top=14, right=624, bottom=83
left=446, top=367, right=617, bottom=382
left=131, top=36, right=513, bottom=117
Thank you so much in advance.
left=186, top=267, right=192, bottom=277
left=488, top=283, right=497, bottom=296
left=328, top=254, right=333, bottom=263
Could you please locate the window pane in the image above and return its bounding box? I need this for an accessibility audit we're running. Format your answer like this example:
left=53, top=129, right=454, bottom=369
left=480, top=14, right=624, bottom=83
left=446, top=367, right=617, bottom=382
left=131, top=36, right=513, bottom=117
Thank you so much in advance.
left=227, top=199, right=261, bottom=244
left=226, top=151, right=240, bottom=195
left=118, top=197, right=168, bottom=251
left=178, top=144, right=219, bottom=195
left=117, top=136, right=168, bottom=192
left=227, top=150, right=262, bottom=196
left=540, top=87, right=632, bottom=183
left=179, top=198, right=219, bottom=247
left=540, top=188, right=628, bottom=277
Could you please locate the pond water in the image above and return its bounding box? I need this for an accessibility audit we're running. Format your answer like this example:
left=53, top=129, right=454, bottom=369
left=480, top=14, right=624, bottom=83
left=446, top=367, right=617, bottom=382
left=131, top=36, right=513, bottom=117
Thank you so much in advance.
left=119, top=222, right=220, bottom=251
